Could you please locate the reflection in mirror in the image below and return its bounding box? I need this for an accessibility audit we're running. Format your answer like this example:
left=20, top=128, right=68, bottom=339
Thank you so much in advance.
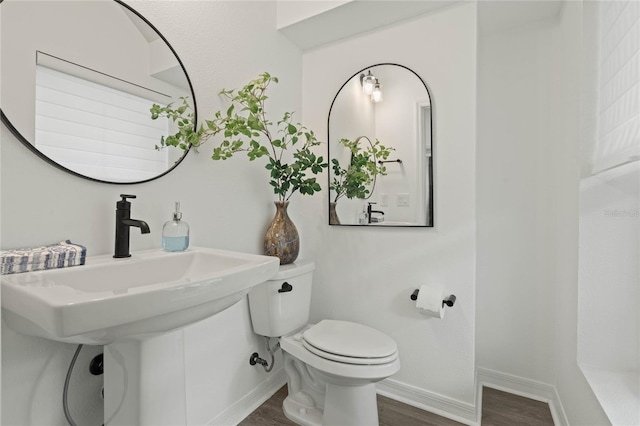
left=328, top=64, right=433, bottom=227
left=329, top=135, right=395, bottom=224
left=0, top=0, right=195, bottom=184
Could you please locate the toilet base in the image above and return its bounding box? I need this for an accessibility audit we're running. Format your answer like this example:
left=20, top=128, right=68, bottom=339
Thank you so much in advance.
left=283, top=396, right=323, bottom=426
left=282, top=382, right=379, bottom=426
left=282, top=350, right=382, bottom=426
left=323, top=382, right=379, bottom=426
left=282, top=383, right=378, bottom=426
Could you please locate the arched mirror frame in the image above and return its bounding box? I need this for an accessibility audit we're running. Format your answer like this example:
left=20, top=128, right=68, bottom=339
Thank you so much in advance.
left=327, top=63, right=434, bottom=227
left=0, top=0, right=197, bottom=185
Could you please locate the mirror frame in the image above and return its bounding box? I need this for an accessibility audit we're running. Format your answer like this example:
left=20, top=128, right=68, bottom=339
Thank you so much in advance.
left=327, top=63, right=434, bottom=227
left=0, top=0, right=197, bottom=185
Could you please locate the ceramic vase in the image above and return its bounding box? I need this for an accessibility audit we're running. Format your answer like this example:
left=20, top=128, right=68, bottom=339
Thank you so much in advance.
left=264, top=201, right=299, bottom=264
left=329, top=202, right=341, bottom=225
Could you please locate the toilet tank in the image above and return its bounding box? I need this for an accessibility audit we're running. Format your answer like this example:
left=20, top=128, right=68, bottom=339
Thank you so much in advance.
left=248, top=260, right=315, bottom=337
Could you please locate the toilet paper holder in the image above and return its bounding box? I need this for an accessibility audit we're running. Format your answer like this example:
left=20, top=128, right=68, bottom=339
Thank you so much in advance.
left=410, top=289, right=457, bottom=307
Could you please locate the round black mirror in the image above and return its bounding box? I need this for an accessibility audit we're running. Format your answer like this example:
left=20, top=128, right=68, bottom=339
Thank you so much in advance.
left=0, top=0, right=196, bottom=184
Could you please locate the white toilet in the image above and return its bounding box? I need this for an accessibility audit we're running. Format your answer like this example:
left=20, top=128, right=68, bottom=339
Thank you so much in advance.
left=248, top=260, right=400, bottom=426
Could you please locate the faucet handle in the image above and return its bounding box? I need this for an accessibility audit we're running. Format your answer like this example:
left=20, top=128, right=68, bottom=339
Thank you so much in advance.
left=117, top=194, right=137, bottom=210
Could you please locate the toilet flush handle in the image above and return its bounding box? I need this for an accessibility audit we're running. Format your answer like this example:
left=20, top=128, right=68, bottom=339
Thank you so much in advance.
left=278, top=282, right=293, bottom=293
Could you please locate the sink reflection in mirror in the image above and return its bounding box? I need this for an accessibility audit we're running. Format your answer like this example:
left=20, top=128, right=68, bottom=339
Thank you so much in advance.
left=328, top=63, right=433, bottom=227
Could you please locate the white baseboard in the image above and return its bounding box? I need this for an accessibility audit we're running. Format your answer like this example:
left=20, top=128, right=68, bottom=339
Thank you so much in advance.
left=377, top=378, right=479, bottom=425
left=476, top=367, right=569, bottom=426
left=209, top=368, right=287, bottom=426
left=207, top=366, right=568, bottom=426
left=378, top=370, right=569, bottom=426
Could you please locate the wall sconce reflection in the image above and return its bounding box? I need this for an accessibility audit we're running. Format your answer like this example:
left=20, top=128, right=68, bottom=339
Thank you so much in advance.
left=371, top=79, right=383, bottom=102
left=360, top=70, right=376, bottom=95
left=360, top=71, right=383, bottom=102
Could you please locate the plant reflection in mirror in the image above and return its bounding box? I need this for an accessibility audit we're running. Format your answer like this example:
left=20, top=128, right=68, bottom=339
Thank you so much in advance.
left=150, top=73, right=327, bottom=202
left=330, top=136, right=394, bottom=203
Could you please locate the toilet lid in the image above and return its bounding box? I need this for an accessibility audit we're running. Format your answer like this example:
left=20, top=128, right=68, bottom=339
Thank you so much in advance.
left=302, top=320, right=397, bottom=364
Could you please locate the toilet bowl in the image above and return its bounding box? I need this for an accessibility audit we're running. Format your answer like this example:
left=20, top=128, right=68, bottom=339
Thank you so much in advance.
left=248, top=261, right=400, bottom=426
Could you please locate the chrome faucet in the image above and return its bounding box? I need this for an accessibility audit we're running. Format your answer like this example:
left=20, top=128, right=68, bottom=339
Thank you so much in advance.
left=114, top=194, right=150, bottom=258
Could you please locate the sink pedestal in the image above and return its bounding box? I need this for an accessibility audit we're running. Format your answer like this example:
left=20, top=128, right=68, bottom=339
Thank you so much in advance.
left=104, top=331, right=188, bottom=425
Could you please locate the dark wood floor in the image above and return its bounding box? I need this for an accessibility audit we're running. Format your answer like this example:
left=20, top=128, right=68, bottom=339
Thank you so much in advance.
left=481, top=388, right=554, bottom=426
left=239, top=386, right=554, bottom=426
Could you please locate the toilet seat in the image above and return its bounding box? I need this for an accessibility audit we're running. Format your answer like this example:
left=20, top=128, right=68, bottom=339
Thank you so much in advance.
left=301, top=320, right=398, bottom=365
left=280, top=323, right=401, bottom=381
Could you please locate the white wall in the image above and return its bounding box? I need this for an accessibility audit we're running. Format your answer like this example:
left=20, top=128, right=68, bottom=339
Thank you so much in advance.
left=550, top=4, right=612, bottom=423
left=276, top=0, right=351, bottom=29
left=476, top=2, right=610, bottom=424
left=476, top=9, right=558, bottom=387
left=301, top=1, right=478, bottom=414
left=276, top=1, right=457, bottom=51
left=1, top=1, right=302, bottom=424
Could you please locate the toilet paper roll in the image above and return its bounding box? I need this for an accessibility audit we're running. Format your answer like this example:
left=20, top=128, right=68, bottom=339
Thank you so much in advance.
left=415, top=285, right=445, bottom=319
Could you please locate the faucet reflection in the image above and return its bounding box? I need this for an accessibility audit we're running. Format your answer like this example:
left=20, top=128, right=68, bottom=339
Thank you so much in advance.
left=367, top=202, right=385, bottom=224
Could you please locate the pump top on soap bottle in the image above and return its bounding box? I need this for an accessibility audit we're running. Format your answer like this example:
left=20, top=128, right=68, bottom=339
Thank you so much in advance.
left=162, top=201, right=189, bottom=252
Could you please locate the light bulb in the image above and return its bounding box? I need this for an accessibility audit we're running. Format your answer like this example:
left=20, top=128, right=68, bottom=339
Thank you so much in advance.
left=361, top=71, right=376, bottom=95
left=371, top=81, right=383, bottom=102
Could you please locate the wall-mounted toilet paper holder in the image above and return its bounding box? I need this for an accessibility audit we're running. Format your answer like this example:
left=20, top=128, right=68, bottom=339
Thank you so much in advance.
left=410, top=289, right=457, bottom=307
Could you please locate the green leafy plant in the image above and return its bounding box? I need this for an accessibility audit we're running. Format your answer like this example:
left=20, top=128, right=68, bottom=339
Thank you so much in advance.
left=330, top=137, right=394, bottom=203
left=150, top=73, right=327, bottom=202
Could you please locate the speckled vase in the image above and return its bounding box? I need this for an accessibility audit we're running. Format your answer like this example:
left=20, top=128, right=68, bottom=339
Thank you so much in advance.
left=329, top=202, right=341, bottom=225
left=264, top=201, right=299, bottom=265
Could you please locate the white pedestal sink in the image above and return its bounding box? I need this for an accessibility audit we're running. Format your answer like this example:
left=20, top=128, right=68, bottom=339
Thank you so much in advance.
left=1, top=247, right=280, bottom=425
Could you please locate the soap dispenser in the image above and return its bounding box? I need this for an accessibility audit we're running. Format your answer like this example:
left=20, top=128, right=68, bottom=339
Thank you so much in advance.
left=358, top=204, right=369, bottom=225
left=162, top=202, right=189, bottom=252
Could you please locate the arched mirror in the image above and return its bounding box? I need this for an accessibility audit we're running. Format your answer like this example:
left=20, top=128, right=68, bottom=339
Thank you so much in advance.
left=328, top=63, right=433, bottom=227
left=0, top=0, right=196, bottom=184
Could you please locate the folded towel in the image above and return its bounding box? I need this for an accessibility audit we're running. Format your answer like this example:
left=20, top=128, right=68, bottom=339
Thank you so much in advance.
left=1, top=240, right=86, bottom=275
left=1, top=240, right=86, bottom=264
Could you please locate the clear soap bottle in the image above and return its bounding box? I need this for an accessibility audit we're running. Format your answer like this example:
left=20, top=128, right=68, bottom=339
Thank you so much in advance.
left=358, top=204, right=369, bottom=225
left=162, top=202, right=189, bottom=252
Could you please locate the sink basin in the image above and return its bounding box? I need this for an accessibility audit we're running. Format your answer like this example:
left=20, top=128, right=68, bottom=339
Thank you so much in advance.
left=1, top=247, right=279, bottom=344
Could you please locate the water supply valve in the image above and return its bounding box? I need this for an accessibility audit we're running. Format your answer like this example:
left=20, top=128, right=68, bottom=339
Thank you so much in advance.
left=89, top=353, right=103, bottom=375
left=249, top=352, right=268, bottom=367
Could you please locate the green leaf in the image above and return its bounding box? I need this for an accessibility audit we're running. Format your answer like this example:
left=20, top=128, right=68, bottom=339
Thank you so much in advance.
left=151, top=75, right=330, bottom=200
